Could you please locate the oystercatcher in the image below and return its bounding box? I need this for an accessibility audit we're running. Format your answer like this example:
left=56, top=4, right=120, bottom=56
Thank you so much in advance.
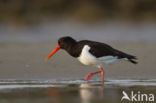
left=46, top=36, right=137, bottom=83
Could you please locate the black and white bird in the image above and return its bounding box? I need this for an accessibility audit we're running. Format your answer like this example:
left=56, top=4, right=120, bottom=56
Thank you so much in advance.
left=46, top=36, right=137, bottom=83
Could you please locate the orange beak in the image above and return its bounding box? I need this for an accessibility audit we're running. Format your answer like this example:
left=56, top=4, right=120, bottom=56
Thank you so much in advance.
left=46, top=46, right=60, bottom=61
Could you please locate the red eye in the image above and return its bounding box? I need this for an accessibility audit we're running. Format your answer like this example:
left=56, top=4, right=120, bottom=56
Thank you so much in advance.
left=60, top=41, right=64, bottom=44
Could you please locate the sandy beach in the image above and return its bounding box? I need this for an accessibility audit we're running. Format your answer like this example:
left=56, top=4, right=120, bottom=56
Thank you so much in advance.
left=0, top=41, right=155, bottom=80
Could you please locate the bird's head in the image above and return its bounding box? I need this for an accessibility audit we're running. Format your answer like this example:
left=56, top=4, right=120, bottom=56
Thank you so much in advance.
left=46, top=36, right=76, bottom=61
left=58, top=36, right=77, bottom=49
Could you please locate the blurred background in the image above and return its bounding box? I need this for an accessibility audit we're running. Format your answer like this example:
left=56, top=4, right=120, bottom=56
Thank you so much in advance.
left=0, top=0, right=156, bottom=41
left=0, top=0, right=156, bottom=80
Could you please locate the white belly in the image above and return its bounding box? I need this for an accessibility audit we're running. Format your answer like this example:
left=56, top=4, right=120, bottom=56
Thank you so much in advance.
left=77, top=45, right=100, bottom=67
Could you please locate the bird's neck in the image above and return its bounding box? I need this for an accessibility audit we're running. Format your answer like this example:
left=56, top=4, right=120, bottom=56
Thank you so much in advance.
left=65, top=43, right=80, bottom=58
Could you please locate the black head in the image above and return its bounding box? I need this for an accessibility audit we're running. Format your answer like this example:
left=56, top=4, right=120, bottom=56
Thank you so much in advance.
left=58, top=36, right=77, bottom=50
left=46, top=36, right=77, bottom=60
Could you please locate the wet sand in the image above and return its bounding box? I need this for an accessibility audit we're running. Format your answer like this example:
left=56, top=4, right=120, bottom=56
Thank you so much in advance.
left=0, top=80, right=156, bottom=103
left=0, top=41, right=156, bottom=80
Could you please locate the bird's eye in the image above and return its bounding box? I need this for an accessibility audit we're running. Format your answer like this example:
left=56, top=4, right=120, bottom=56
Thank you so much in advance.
left=60, top=41, right=64, bottom=44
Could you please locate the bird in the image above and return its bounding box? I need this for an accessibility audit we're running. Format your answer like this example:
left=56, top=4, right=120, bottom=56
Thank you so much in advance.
left=46, top=36, right=137, bottom=83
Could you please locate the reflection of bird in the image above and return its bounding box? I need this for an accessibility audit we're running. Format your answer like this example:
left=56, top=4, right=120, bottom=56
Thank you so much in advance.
left=46, top=36, right=137, bottom=83
left=121, top=91, right=131, bottom=101
left=80, top=84, right=95, bottom=103
left=79, top=84, right=104, bottom=103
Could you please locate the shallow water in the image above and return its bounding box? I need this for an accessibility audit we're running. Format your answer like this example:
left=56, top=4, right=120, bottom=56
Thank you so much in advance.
left=0, top=79, right=156, bottom=103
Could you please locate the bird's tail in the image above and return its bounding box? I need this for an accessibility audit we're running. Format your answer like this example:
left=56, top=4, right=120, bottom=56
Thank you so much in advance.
left=115, top=49, right=138, bottom=64
left=128, top=56, right=138, bottom=64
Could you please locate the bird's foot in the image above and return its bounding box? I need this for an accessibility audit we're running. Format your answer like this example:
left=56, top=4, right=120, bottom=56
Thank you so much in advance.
left=85, top=68, right=104, bottom=83
left=85, top=73, right=93, bottom=81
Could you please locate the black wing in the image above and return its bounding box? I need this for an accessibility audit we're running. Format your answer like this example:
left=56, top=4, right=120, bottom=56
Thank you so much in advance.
left=78, top=40, right=138, bottom=64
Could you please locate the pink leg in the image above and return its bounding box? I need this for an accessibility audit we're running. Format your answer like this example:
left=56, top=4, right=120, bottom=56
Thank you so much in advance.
left=85, top=68, right=104, bottom=83
left=100, top=68, right=104, bottom=83
left=85, top=70, right=101, bottom=81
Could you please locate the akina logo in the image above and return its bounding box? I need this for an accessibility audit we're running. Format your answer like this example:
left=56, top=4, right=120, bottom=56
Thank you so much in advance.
left=121, top=91, right=155, bottom=102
